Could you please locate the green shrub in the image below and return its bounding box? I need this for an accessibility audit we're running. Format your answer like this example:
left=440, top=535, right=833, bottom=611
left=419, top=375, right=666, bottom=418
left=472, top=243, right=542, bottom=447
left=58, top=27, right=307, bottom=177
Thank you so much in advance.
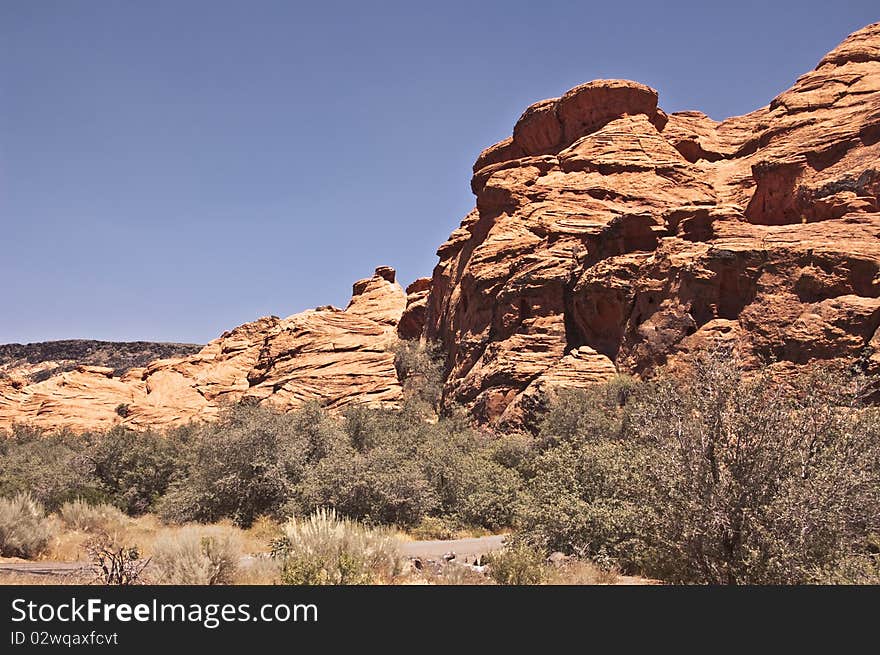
left=486, top=543, right=546, bottom=585
left=392, top=339, right=445, bottom=409
left=59, top=499, right=129, bottom=533
left=409, top=516, right=459, bottom=540
left=149, top=390, right=524, bottom=532
left=150, top=526, right=242, bottom=585
left=487, top=431, right=539, bottom=478
left=0, top=492, right=54, bottom=559
left=272, top=509, right=402, bottom=585
left=538, top=375, right=638, bottom=447
left=87, top=426, right=184, bottom=515
left=518, top=350, right=880, bottom=584
left=452, top=458, right=521, bottom=530
left=515, top=439, right=661, bottom=572
left=414, top=416, right=523, bottom=530
left=0, top=426, right=100, bottom=511
left=296, top=405, right=525, bottom=530
left=295, top=444, right=438, bottom=528
left=159, top=403, right=344, bottom=527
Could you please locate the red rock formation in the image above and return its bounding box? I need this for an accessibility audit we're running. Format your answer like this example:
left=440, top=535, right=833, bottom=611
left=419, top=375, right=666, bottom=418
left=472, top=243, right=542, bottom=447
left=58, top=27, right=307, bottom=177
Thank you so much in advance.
left=424, top=22, right=880, bottom=424
left=398, top=277, right=432, bottom=339
left=0, top=268, right=406, bottom=432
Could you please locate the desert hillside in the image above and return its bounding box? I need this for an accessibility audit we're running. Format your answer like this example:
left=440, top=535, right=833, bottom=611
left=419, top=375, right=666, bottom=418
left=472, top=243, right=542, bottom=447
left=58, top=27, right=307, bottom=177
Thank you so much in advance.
left=2, top=21, right=880, bottom=432
left=0, top=340, right=201, bottom=382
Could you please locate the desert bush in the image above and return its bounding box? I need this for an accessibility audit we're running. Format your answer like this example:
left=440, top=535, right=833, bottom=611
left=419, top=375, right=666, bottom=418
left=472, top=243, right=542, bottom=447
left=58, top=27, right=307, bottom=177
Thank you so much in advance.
left=341, top=404, right=385, bottom=453
left=0, top=493, right=54, bottom=559
left=515, top=439, right=661, bottom=572
left=518, top=349, right=880, bottom=584
left=485, top=543, right=546, bottom=585
left=296, top=405, right=525, bottom=530
left=453, top=458, right=521, bottom=531
left=393, top=339, right=445, bottom=409
left=811, top=534, right=880, bottom=584
left=0, top=426, right=100, bottom=510
left=634, top=354, right=880, bottom=584
left=142, top=388, right=526, bottom=531
left=86, top=533, right=149, bottom=585
left=272, top=508, right=402, bottom=585
left=159, top=403, right=344, bottom=527
left=0, top=388, right=526, bottom=535
left=150, top=525, right=242, bottom=585
left=299, top=406, right=440, bottom=526
left=413, top=415, right=524, bottom=530
left=87, top=426, right=185, bottom=515
left=294, top=444, right=438, bottom=527
left=538, top=375, right=638, bottom=447
left=59, top=499, right=129, bottom=533
left=487, top=431, right=539, bottom=478
left=409, top=516, right=460, bottom=540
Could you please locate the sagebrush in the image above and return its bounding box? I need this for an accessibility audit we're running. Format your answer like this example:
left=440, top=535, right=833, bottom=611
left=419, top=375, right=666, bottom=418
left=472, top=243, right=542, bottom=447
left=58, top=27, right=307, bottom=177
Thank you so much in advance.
left=0, top=493, right=54, bottom=559
left=271, top=509, right=402, bottom=585
left=150, top=525, right=242, bottom=585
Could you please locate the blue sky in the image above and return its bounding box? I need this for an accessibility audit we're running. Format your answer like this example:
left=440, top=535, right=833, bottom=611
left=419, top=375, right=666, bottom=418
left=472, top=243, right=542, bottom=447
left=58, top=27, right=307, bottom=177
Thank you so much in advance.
left=1, top=1, right=877, bottom=344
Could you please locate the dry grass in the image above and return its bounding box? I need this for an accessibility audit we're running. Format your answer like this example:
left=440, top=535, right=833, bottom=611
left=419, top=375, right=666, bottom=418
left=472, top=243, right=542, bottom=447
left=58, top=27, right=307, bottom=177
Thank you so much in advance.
left=149, top=524, right=242, bottom=584
left=273, top=509, right=405, bottom=585
left=241, top=516, right=281, bottom=554
left=42, top=513, right=273, bottom=562
left=58, top=500, right=130, bottom=534
left=234, top=556, right=282, bottom=584
left=544, top=559, right=659, bottom=585
left=424, top=562, right=493, bottom=585
left=44, top=513, right=164, bottom=561
left=0, top=493, right=54, bottom=559
left=410, top=550, right=662, bottom=586
left=547, top=560, right=621, bottom=585
left=0, top=509, right=657, bottom=586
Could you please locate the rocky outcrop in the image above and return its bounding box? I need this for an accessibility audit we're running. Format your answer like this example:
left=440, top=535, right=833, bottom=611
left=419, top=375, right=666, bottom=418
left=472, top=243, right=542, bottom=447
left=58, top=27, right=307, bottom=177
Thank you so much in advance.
left=424, top=22, right=880, bottom=424
left=0, top=340, right=201, bottom=384
left=398, top=277, right=432, bottom=339
left=0, top=268, right=406, bottom=432
left=346, top=266, right=407, bottom=326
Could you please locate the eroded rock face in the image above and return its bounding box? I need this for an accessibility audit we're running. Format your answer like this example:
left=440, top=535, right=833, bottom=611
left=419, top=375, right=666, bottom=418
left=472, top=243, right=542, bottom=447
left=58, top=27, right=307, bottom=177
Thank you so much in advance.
left=425, top=22, right=880, bottom=424
left=398, top=277, right=432, bottom=339
left=0, top=268, right=406, bottom=432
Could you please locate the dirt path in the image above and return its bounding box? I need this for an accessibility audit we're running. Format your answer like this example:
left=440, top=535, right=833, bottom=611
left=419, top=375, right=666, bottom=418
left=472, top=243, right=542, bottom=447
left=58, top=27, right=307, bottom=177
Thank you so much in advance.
left=399, top=534, right=506, bottom=561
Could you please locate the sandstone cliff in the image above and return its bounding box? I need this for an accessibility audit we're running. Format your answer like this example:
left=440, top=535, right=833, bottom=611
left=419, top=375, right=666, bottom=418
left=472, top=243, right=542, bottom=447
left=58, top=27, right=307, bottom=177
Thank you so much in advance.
left=0, top=268, right=406, bottom=432
left=423, top=22, right=880, bottom=423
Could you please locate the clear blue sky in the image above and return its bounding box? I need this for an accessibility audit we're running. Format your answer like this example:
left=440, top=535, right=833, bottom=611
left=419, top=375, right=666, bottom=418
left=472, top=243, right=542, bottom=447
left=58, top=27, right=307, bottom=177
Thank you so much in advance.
left=1, top=1, right=877, bottom=344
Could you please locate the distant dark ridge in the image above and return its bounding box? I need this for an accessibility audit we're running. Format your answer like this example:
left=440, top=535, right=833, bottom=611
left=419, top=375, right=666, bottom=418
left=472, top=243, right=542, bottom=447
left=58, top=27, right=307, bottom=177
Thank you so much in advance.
left=0, top=339, right=203, bottom=381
